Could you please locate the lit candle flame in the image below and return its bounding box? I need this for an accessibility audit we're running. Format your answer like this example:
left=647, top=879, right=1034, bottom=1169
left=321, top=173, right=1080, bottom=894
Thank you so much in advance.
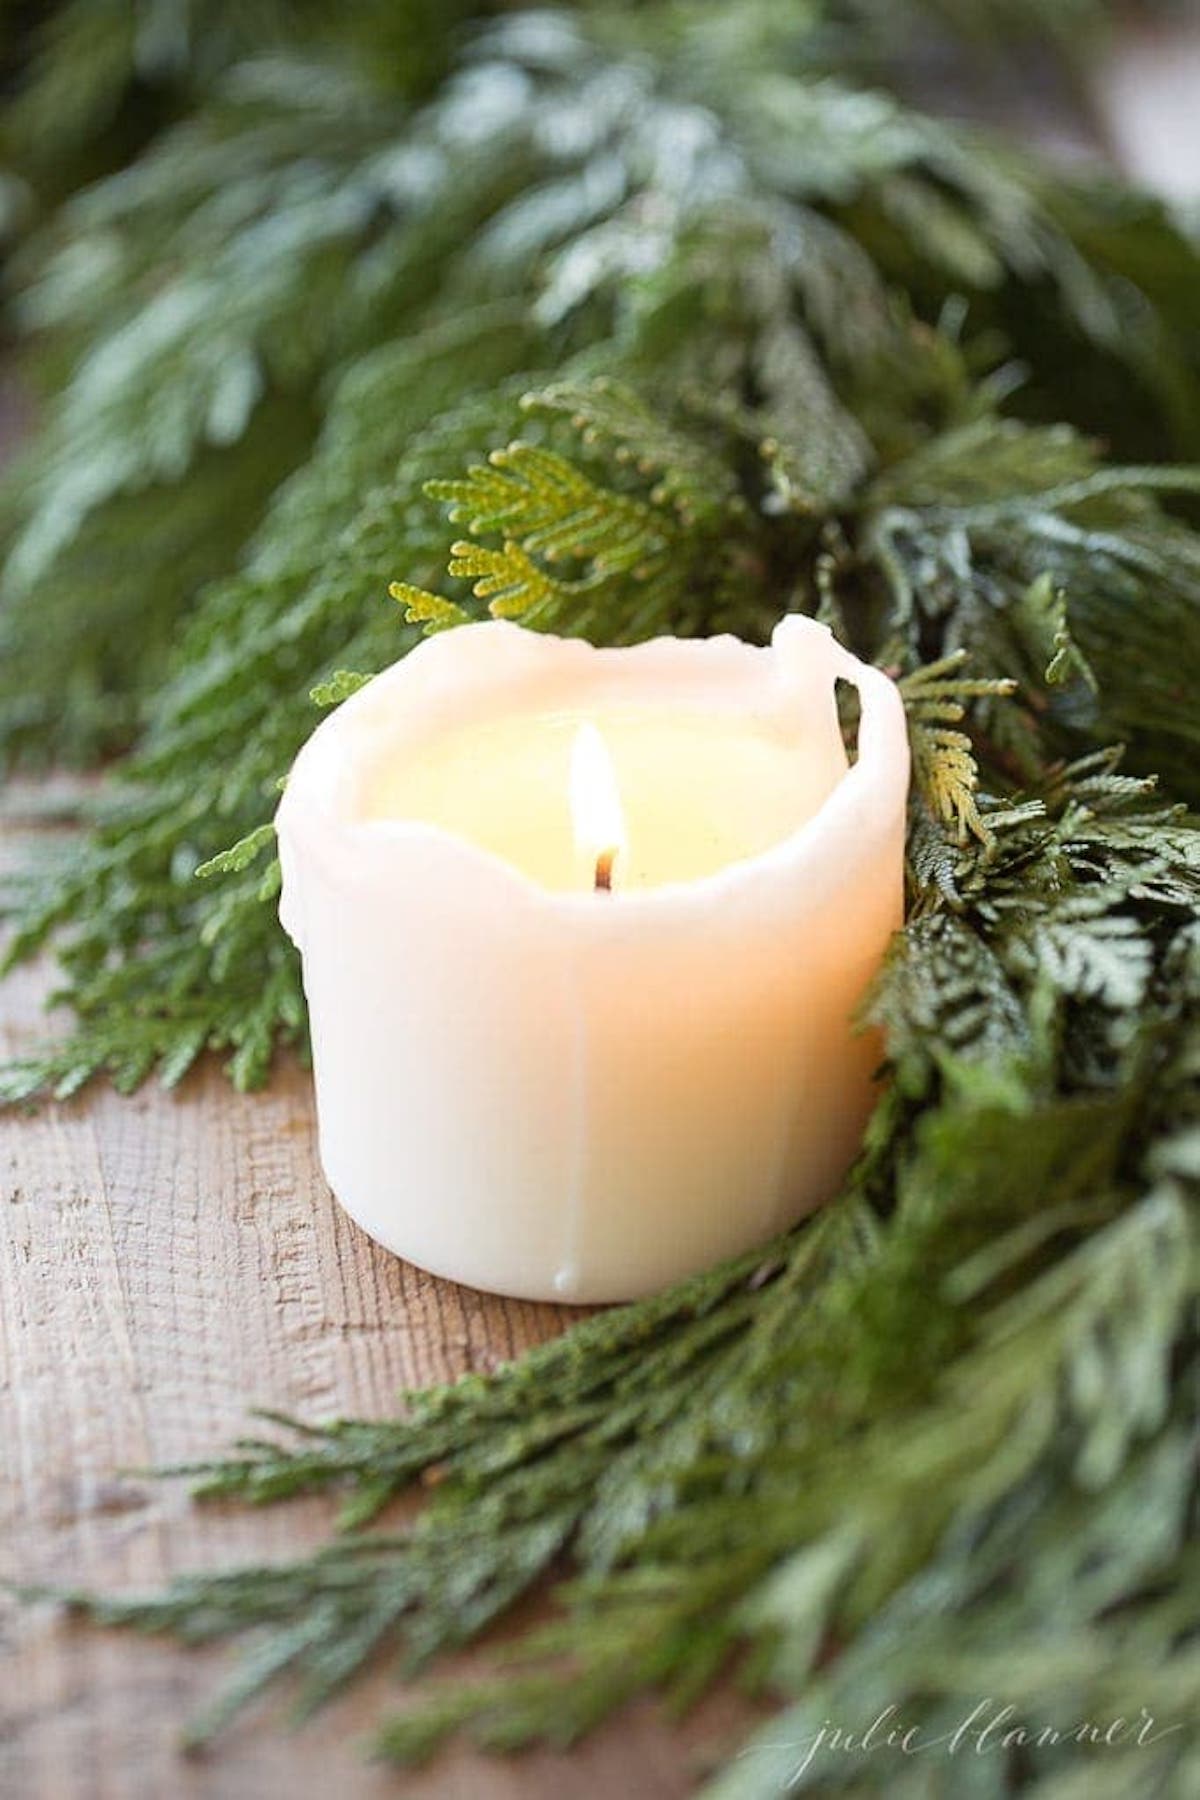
left=571, top=723, right=626, bottom=892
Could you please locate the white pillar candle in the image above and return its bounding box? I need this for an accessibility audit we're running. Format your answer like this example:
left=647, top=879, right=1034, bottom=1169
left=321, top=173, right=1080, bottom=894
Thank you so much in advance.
left=276, top=616, right=909, bottom=1303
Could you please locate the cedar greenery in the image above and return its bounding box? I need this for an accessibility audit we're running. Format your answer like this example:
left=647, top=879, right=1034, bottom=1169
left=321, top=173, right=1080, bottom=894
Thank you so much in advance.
left=2, top=3, right=1199, bottom=1793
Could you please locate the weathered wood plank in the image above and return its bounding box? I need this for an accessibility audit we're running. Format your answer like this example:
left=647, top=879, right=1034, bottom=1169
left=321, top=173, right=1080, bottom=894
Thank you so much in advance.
left=0, top=802, right=748, bottom=1797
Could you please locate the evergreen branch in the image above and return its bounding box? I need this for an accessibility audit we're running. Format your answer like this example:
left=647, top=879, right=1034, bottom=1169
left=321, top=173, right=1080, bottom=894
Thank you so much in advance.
left=39, top=771, right=1200, bottom=1766
left=445, top=537, right=602, bottom=626
left=4, top=4, right=1200, bottom=770
left=309, top=668, right=373, bottom=707
left=387, top=586, right=470, bottom=634
left=900, top=653, right=1017, bottom=847
left=51, top=960, right=1200, bottom=1768
left=428, top=443, right=674, bottom=574
left=521, top=377, right=742, bottom=526
left=3, top=11, right=1200, bottom=1789
left=195, top=823, right=276, bottom=881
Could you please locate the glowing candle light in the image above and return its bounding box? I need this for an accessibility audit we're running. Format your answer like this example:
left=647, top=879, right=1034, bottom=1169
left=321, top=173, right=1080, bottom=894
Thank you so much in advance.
left=277, top=616, right=909, bottom=1302
left=571, top=722, right=625, bottom=893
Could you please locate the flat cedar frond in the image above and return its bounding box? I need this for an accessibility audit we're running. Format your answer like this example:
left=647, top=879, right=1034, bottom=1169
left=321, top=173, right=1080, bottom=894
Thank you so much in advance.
left=309, top=669, right=373, bottom=706
left=428, top=443, right=673, bottom=570
left=865, top=913, right=1031, bottom=1078
left=194, top=823, right=277, bottom=881
left=754, top=316, right=873, bottom=511
left=521, top=377, right=742, bottom=525
left=1026, top=903, right=1154, bottom=1012
left=445, top=537, right=600, bottom=628
left=899, top=652, right=1016, bottom=847
left=909, top=721, right=991, bottom=847
left=407, top=429, right=739, bottom=644
left=388, top=585, right=470, bottom=633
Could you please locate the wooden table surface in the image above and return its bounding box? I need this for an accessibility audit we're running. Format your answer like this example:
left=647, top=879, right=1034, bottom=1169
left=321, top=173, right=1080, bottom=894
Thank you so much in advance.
left=2, top=27, right=1197, bottom=1800
left=0, top=795, right=750, bottom=1799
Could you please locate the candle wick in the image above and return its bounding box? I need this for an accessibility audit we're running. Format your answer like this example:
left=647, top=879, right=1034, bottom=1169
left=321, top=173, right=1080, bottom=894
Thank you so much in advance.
left=594, top=849, right=615, bottom=894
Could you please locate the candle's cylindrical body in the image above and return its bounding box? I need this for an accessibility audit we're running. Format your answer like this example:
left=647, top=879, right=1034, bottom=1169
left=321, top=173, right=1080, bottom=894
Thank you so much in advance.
left=277, top=618, right=908, bottom=1303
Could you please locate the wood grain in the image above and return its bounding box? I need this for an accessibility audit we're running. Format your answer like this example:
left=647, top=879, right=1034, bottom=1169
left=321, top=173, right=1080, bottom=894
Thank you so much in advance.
left=0, top=795, right=749, bottom=1799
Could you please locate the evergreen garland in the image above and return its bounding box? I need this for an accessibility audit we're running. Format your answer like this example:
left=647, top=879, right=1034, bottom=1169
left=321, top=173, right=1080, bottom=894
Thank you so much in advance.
left=2, top=4, right=1199, bottom=1792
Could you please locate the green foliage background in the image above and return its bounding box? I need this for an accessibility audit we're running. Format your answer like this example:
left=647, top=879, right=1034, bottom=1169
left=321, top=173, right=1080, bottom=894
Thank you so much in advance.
left=1, top=3, right=1198, bottom=1793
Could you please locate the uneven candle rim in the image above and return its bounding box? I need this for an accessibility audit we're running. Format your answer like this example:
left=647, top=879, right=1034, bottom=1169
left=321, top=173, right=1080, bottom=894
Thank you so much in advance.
left=276, top=617, right=910, bottom=926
